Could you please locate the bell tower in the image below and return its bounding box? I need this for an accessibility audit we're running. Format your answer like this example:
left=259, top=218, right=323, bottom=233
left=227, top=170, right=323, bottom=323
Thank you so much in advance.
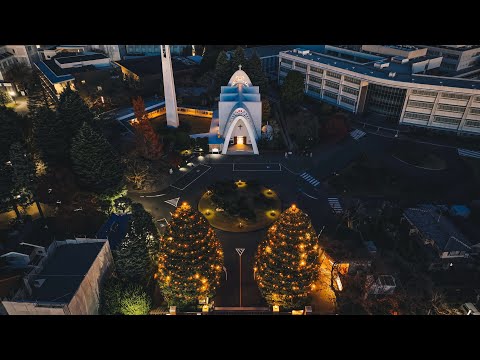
left=160, top=45, right=179, bottom=128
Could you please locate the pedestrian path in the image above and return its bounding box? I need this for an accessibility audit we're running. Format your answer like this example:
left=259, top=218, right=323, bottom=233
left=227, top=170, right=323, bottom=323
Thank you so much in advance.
left=327, top=197, right=343, bottom=214
left=458, top=148, right=480, bottom=160
left=350, top=129, right=367, bottom=141
left=300, top=172, right=321, bottom=187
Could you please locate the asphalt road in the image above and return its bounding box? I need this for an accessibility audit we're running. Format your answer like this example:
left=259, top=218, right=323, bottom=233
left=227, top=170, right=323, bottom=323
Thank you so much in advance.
left=129, top=130, right=474, bottom=308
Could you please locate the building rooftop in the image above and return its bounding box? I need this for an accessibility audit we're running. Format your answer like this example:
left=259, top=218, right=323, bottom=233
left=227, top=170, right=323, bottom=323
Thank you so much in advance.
left=96, top=214, right=130, bottom=251
left=243, top=45, right=298, bottom=58
left=282, top=49, right=480, bottom=91
left=115, top=55, right=197, bottom=78
left=30, top=242, right=105, bottom=303
left=0, top=52, right=14, bottom=61
left=34, top=61, right=75, bottom=84
left=54, top=52, right=109, bottom=64
left=404, top=205, right=472, bottom=253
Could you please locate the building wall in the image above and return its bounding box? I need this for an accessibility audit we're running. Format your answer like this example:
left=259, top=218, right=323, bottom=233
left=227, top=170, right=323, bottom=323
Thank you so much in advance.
left=279, top=51, right=480, bottom=135
left=55, top=57, right=110, bottom=69
left=420, top=45, right=480, bottom=72
left=2, top=301, right=66, bottom=315
left=362, top=45, right=428, bottom=59
left=67, top=241, right=113, bottom=315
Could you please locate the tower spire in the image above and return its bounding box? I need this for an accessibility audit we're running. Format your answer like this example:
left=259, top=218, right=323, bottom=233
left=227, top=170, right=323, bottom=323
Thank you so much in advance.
left=160, top=45, right=179, bottom=128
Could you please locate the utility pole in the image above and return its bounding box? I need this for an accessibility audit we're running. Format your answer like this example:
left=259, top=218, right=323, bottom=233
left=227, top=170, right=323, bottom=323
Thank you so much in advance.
left=236, top=248, right=245, bottom=307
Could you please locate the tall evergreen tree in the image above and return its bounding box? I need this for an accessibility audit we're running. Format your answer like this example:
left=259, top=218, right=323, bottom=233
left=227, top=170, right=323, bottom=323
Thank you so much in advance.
left=0, top=163, right=19, bottom=217
left=0, top=88, right=12, bottom=106
left=32, top=107, right=69, bottom=165
left=156, top=202, right=224, bottom=308
left=214, top=51, right=231, bottom=90
left=9, top=141, right=43, bottom=217
left=131, top=96, right=163, bottom=160
left=281, top=70, right=305, bottom=107
left=255, top=204, right=320, bottom=309
left=0, top=107, right=23, bottom=164
left=231, top=46, right=247, bottom=73
left=70, top=122, right=124, bottom=195
left=246, top=52, right=268, bottom=92
left=27, top=72, right=55, bottom=114
left=114, top=203, right=160, bottom=286
left=57, top=84, right=93, bottom=142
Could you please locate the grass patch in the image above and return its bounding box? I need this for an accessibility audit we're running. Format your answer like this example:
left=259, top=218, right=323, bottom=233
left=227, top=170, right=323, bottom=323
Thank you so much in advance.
left=150, top=115, right=211, bottom=134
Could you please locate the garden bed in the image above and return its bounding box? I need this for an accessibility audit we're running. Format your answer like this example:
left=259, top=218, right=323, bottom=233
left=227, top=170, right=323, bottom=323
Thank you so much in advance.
left=198, top=180, right=281, bottom=232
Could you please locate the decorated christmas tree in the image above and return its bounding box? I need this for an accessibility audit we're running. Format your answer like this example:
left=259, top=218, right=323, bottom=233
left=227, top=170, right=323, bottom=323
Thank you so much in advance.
left=156, top=202, right=224, bottom=308
left=255, top=204, right=320, bottom=309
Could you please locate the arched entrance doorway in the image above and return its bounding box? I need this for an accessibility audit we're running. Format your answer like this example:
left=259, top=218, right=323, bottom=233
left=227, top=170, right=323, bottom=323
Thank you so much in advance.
left=222, top=116, right=259, bottom=154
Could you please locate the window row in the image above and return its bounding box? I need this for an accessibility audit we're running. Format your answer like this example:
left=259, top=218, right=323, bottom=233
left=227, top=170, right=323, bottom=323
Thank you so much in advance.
left=342, top=86, right=358, bottom=96
left=403, top=112, right=430, bottom=121
left=344, top=76, right=361, bottom=85
left=295, top=62, right=307, bottom=69
left=280, top=59, right=293, bottom=65
left=433, top=116, right=461, bottom=125
left=407, top=100, right=434, bottom=109
left=307, top=85, right=322, bottom=94
left=465, top=120, right=480, bottom=128
left=441, top=92, right=470, bottom=101
left=309, top=75, right=322, bottom=84
left=341, top=96, right=356, bottom=106
left=310, top=66, right=323, bottom=74
left=325, top=80, right=340, bottom=90
left=437, top=104, right=466, bottom=113
left=412, top=89, right=437, bottom=97
left=326, top=71, right=342, bottom=79
left=324, top=90, right=338, bottom=100
left=469, top=108, right=480, bottom=115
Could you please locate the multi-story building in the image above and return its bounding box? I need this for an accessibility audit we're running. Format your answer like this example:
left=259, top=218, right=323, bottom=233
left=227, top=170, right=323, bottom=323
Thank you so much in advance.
left=279, top=46, right=480, bottom=135
left=0, top=45, right=40, bottom=80
left=125, top=45, right=188, bottom=58
left=417, top=45, right=480, bottom=73
left=2, top=239, right=113, bottom=315
left=40, top=45, right=126, bottom=62
left=34, top=51, right=111, bottom=102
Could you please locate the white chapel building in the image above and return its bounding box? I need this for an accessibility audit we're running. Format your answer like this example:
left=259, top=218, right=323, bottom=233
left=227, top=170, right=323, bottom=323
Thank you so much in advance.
left=208, top=66, right=262, bottom=155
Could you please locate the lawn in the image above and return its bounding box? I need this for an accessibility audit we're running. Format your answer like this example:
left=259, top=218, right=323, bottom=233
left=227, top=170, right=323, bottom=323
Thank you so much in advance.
left=198, top=180, right=281, bottom=232
left=150, top=114, right=212, bottom=134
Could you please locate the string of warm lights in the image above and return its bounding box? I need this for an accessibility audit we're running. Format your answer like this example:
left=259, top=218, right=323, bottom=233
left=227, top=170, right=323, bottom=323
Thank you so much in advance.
left=156, top=202, right=224, bottom=307
left=255, top=204, right=320, bottom=308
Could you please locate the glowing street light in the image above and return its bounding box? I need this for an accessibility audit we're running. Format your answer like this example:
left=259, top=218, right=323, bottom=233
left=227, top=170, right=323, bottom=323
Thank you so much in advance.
left=9, top=91, right=17, bottom=104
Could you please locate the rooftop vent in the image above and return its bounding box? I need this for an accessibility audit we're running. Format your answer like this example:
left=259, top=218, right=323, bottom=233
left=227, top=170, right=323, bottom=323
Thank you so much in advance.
left=374, top=61, right=390, bottom=69
left=388, top=72, right=396, bottom=78
left=392, top=56, right=409, bottom=64
left=33, top=279, right=46, bottom=288
left=294, top=48, right=310, bottom=56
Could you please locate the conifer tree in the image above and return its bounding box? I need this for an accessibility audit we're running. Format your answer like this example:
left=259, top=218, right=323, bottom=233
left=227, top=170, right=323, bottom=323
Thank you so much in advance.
left=231, top=46, right=247, bottom=73
left=255, top=204, right=320, bottom=309
left=32, top=107, right=69, bottom=165
left=157, top=202, right=224, bottom=308
left=246, top=51, right=268, bottom=92
left=114, top=203, right=160, bottom=286
left=214, top=51, right=231, bottom=89
left=70, top=122, right=124, bottom=195
left=57, top=84, right=93, bottom=141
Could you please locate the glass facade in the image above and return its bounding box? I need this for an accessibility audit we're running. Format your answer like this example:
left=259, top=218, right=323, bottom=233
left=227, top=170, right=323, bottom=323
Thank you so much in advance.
left=365, top=83, right=407, bottom=121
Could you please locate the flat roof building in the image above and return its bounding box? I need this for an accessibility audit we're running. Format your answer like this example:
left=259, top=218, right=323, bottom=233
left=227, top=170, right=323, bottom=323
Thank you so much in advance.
left=279, top=46, right=480, bottom=135
left=417, top=45, right=480, bottom=73
left=2, top=239, right=113, bottom=315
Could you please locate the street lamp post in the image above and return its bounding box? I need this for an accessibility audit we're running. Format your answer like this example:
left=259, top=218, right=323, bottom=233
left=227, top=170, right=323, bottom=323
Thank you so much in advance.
left=235, top=248, right=245, bottom=307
